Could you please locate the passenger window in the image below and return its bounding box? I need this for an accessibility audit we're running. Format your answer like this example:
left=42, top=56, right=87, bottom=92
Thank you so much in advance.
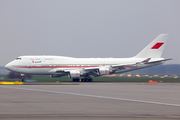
left=45, top=58, right=53, bottom=60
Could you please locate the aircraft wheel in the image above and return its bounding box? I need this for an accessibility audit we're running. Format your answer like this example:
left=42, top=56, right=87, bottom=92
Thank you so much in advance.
left=73, top=78, right=80, bottom=82
left=76, top=78, right=80, bottom=82
left=83, top=78, right=87, bottom=82
left=89, top=78, right=93, bottom=82
left=86, top=78, right=89, bottom=82
left=22, top=78, right=26, bottom=82
left=81, top=78, right=85, bottom=82
left=82, top=77, right=93, bottom=82
left=86, top=77, right=93, bottom=82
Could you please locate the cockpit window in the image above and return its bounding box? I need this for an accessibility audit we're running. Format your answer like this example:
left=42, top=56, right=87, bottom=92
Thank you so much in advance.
left=16, top=58, right=21, bottom=60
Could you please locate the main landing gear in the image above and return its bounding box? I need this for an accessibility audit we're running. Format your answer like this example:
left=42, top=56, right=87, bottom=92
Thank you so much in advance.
left=72, top=77, right=93, bottom=82
left=81, top=77, right=93, bottom=82
left=72, top=78, right=80, bottom=82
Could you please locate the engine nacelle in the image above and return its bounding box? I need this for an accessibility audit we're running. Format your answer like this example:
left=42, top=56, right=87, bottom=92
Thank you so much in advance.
left=97, top=67, right=110, bottom=75
left=68, top=70, right=81, bottom=78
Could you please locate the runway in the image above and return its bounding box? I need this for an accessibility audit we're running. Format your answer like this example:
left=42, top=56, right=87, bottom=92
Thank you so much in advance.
left=0, top=83, right=180, bottom=120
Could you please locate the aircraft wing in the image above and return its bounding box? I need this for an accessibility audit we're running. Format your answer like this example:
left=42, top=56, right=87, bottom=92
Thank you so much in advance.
left=83, top=63, right=137, bottom=76
left=110, top=63, right=137, bottom=68
left=83, top=58, right=172, bottom=73
left=51, top=58, right=172, bottom=76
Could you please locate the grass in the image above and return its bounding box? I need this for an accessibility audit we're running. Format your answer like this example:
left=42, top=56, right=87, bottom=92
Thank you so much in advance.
left=0, top=74, right=180, bottom=83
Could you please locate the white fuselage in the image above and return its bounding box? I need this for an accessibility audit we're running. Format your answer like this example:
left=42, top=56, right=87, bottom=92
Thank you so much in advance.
left=5, top=55, right=164, bottom=75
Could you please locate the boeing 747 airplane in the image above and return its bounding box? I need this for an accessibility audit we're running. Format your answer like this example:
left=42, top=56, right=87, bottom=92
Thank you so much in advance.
left=5, top=34, right=171, bottom=82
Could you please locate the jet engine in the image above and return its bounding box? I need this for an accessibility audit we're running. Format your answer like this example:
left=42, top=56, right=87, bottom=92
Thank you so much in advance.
left=97, top=67, right=110, bottom=75
left=68, top=70, right=81, bottom=78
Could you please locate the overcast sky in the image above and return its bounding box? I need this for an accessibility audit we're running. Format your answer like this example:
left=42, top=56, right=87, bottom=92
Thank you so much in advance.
left=0, top=0, right=180, bottom=66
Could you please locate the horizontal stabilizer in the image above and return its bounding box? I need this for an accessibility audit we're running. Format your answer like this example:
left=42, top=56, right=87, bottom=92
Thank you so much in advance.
left=144, top=58, right=172, bottom=64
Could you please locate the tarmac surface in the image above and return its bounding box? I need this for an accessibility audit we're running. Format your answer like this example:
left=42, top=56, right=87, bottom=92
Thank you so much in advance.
left=0, top=83, right=180, bottom=120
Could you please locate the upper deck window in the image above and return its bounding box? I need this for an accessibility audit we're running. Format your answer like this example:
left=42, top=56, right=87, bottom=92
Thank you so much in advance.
left=16, top=58, right=21, bottom=60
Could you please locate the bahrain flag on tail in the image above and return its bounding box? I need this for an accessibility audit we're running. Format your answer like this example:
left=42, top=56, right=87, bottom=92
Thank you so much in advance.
left=135, top=34, right=168, bottom=58
left=151, top=43, right=164, bottom=49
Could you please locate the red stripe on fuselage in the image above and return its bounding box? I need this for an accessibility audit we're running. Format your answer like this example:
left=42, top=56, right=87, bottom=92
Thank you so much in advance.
left=151, top=43, right=164, bottom=49
left=14, top=66, right=99, bottom=68
left=14, top=65, right=137, bottom=68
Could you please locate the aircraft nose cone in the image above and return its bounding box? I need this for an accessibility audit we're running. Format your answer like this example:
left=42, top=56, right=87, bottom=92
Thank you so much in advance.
left=5, top=63, right=11, bottom=70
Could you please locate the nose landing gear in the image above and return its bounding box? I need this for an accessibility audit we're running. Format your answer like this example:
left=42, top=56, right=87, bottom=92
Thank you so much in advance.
left=21, top=74, right=26, bottom=82
left=22, top=78, right=26, bottom=82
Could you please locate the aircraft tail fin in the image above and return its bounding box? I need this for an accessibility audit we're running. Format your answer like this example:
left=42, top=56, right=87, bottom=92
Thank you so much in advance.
left=134, top=34, right=169, bottom=58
